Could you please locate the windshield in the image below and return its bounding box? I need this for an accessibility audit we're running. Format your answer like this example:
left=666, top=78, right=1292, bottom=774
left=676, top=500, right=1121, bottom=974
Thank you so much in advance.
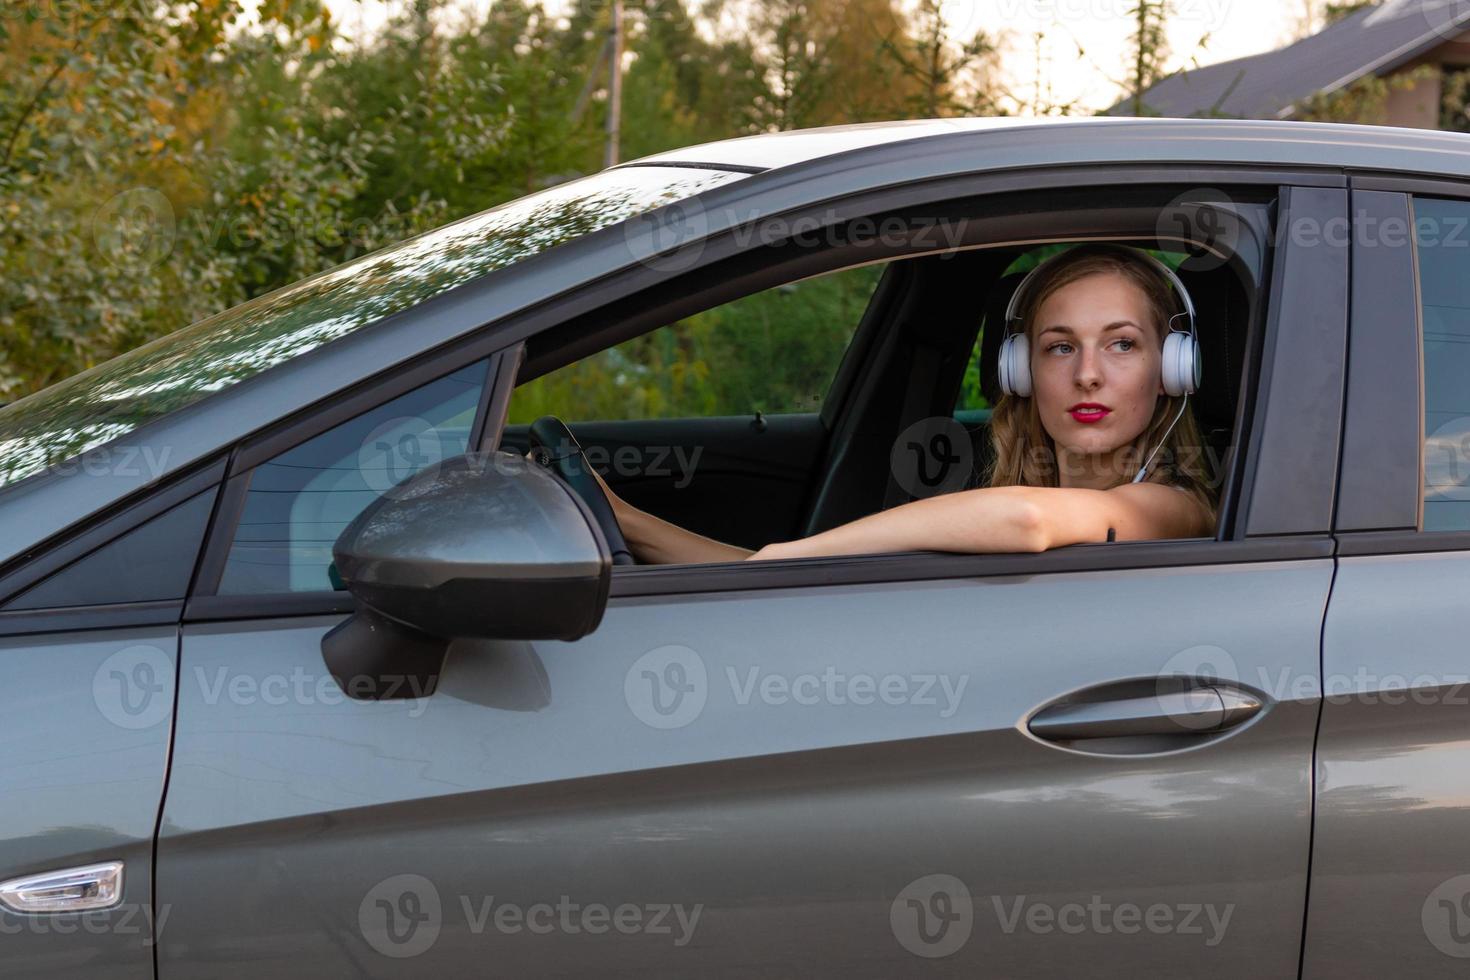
left=0, top=165, right=746, bottom=491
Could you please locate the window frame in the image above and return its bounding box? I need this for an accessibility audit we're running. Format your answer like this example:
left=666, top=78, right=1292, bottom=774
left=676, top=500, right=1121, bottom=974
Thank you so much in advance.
left=184, top=332, right=512, bottom=620
left=602, top=184, right=1346, bottom=595
left=181, top=165, right=1346, bottom=622
left=0, top=457, right=225, bottom=637
left=1336, top=180, right=1470, bottom=556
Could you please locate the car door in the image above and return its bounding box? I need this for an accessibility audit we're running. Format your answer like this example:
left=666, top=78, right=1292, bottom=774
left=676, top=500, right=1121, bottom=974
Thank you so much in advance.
left=0, top=464, right=222, bottom=980
left=1303, top=189, right=1470, bottom=976
left=153, top=186, right=1341, bottom=979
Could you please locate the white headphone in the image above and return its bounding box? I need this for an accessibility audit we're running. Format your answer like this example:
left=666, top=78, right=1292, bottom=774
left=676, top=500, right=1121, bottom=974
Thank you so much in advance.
left=998, top=245, right=1201, bottom=399
left=996, top=244, right=1202, bottom=483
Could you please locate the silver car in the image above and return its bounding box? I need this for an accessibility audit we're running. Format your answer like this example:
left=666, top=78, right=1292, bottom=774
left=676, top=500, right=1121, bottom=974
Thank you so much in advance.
left=0, top=116, right=1466, bottom=978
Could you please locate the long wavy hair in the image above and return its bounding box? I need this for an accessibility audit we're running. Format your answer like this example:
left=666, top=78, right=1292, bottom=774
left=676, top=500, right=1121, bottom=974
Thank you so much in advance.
left=983, top=244, right=1219, bottom=528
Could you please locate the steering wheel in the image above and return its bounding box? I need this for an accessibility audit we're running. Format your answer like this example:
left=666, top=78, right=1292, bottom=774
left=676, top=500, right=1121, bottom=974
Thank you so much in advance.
left=527, top=415, right=637, bottom=567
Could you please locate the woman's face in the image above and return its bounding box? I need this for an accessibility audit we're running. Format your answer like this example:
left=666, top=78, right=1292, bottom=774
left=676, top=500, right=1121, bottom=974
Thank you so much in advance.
left=1030, top=270, right=1164, bottom=472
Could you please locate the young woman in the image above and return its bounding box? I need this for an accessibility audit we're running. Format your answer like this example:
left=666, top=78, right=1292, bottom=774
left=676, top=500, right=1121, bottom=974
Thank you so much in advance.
left=586, top=243, right=1219, bottom=564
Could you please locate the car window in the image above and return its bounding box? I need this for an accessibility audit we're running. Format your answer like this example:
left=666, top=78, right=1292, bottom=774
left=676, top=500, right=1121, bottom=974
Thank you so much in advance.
left=216, top=360, right=488, bottom=594
left=1, top=490, right=216, bottom=610
left=0, top=166, right=748, bottom=494
left=507, top=263, right=886, bottom=422
left=1414, top=196, right=1470, bottom=531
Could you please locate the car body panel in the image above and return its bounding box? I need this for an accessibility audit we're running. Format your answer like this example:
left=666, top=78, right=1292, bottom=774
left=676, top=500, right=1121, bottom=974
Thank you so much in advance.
left=157, top=558, right=1327, bottom=977
left=1303, top=184, right=1470, bottom=973
left=0, top=628, right=176, bottom=980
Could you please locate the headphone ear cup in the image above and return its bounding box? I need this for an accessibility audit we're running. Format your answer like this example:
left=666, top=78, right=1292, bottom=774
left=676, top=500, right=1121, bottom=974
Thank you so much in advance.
left=1161, top=331, right=1201, bottom=397
left=999, top=333, right=1032, bottom=397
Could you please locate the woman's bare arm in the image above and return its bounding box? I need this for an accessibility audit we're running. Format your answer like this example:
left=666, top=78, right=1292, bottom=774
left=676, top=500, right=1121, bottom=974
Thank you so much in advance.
left=746, top=482, right=1212, bottom=561
left=584, top=461, right=754, bottom=564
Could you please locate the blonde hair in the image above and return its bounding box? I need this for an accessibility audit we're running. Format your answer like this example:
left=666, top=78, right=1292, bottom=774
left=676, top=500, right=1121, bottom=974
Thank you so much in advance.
left=983, top=244, right=1219, bottom=530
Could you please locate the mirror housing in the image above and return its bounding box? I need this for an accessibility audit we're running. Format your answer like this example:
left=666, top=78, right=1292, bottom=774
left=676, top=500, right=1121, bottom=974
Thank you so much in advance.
left=321, top=451, right=612, bottom=697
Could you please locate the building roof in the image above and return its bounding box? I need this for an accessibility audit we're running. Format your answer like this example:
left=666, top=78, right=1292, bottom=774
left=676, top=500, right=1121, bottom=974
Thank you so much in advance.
left=1112, top=0, right=1470, bottom=119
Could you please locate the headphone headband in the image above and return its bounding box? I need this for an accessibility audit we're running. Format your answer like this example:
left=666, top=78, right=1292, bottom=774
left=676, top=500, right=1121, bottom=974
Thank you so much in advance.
left=1002, top=243, right=1196, bottom=332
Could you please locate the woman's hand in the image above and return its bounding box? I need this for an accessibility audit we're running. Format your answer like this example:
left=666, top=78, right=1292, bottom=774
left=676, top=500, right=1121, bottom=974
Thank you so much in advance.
left=524, top=448, right=628, bottom=520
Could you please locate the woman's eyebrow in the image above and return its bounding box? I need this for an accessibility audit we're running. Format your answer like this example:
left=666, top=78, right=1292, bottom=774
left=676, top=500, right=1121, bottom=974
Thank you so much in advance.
left=1037, top=320, right=1140, bottom=337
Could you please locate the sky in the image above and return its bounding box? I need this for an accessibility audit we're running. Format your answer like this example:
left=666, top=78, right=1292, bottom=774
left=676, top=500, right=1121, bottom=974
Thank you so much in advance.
left=307, top=0, right=1318, bottom=114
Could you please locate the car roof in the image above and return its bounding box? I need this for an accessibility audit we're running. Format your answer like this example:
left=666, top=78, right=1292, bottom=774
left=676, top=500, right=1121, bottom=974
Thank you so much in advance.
left=618, top=115, right=1470, bottom=174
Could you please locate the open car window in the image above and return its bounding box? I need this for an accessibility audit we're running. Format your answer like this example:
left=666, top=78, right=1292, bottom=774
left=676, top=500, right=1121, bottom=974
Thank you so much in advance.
left=507, top=263, right=886, bottom=424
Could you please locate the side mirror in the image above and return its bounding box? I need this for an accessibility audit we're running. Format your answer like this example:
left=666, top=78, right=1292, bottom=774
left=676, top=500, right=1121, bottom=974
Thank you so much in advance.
left=321, top=451, right=611, bottom=698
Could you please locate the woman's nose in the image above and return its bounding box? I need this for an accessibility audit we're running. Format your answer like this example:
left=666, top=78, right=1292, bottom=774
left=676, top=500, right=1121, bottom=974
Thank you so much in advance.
left=1073, top=345, right=1103, bottom=388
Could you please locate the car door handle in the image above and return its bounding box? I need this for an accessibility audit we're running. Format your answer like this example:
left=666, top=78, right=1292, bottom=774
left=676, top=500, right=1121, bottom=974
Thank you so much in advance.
left=1028, top=687, right=1262, bottom=741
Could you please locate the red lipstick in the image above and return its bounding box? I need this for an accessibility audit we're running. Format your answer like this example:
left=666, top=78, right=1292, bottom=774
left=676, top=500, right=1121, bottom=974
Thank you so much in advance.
left=1068, top=402, right=1111, bottom=424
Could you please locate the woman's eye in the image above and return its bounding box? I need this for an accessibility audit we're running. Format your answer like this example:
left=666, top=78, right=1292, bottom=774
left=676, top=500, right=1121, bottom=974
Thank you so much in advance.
left=1112, top=338, right=1136, bottom=352
left=1046, top=342, right=1073, bottom=355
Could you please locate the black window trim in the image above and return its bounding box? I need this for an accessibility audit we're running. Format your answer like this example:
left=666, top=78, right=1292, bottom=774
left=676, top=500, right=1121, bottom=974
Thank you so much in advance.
left=0, top=456, right=226, bottom=608
left=1337, top=180, right=1470, bottom=555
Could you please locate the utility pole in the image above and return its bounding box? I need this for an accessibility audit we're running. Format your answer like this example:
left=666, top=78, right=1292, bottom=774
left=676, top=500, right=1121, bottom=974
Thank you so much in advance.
left=604, top=0, right=624, bottom=168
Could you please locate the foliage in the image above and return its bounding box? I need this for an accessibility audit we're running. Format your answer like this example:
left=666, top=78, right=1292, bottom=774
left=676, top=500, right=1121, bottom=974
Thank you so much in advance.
left=0, top=0, right=1088, bottom=424
left=1291, top=64, right=1437, bottom=123
left=508, top=263, right=884, bottom=422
